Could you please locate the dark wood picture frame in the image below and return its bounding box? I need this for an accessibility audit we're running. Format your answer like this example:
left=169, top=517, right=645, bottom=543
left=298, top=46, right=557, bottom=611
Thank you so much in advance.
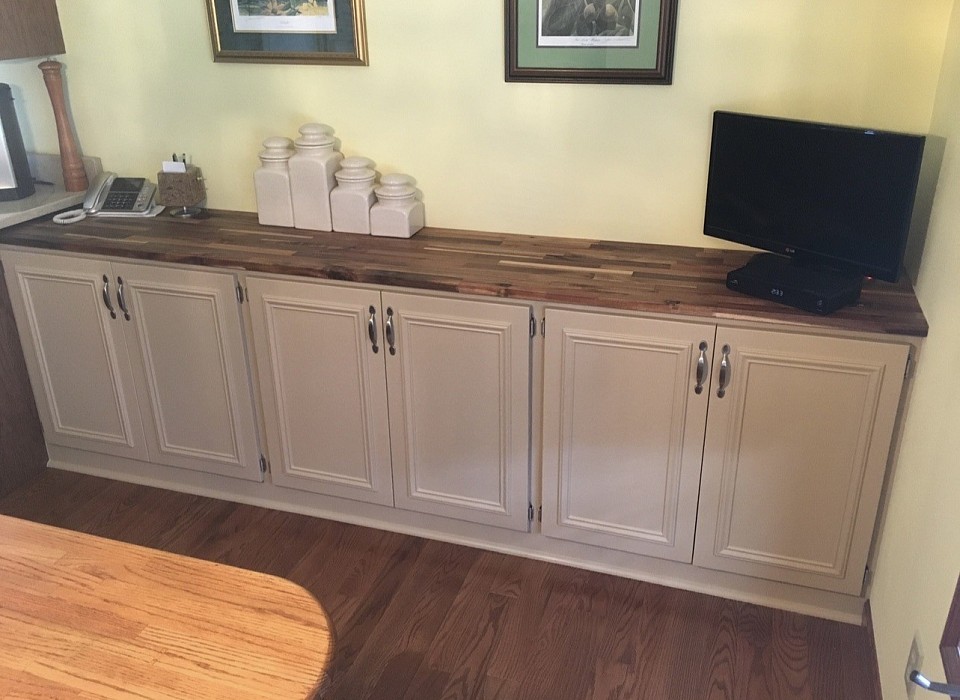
left=205, top=0, right=368, bottom=66
left=505, top=0, right=679, bottom=84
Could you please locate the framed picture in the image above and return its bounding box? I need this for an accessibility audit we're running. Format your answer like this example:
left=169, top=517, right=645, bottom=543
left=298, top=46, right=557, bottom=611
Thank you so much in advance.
left=205, top=0, right=368, bottom=66
left=505, top=0, right=678, bottom=84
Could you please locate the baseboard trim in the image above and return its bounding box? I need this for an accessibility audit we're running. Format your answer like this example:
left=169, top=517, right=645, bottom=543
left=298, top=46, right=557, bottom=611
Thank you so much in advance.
left=46, top=450, right=867, bottom=625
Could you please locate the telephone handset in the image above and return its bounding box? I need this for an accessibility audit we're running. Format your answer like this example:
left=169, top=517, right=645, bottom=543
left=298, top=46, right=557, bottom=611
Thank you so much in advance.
left=54, top=172, right=161, bottom=224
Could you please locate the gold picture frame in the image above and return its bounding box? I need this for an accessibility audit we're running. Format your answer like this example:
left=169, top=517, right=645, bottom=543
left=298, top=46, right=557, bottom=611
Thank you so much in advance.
left=205, top=0, right=368, bottom=66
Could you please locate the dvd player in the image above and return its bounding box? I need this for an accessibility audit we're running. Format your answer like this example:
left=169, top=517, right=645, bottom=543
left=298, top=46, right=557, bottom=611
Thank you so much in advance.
left=726, top=253, right=862, bottom=314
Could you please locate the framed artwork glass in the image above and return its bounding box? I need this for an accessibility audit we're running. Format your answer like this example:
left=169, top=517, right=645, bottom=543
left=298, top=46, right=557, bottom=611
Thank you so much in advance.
left=206, top=0, right=368, bottom=66
left=505, top=0, right=678, bottom=84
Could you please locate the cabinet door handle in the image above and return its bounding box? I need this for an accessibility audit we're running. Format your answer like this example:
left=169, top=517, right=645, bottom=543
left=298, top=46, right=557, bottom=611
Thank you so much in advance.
left=385, top=307, right=396, bottom=356
left=717, top=344, right=732, bottom=398
left=695, top=341, right=708, bottom=395
left=367, top=305, right=379, bottom=354
left=101, top=275, right=117, bottom=319
left=116, top=276, right=131, bottom=321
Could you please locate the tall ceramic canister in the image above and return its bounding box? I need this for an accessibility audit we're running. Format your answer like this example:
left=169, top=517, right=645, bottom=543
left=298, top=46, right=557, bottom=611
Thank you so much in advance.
left=371, top=173, right=424, bottom=238
left=330, top=156, right=377, bottom=234
left=254, top=136, right=295, bottom=227
left=288, top=122, right=343, bottom=231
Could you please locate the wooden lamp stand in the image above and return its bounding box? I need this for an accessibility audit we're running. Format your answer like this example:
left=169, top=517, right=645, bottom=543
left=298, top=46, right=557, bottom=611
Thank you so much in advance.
left=38, top=59, right=87, bottom=192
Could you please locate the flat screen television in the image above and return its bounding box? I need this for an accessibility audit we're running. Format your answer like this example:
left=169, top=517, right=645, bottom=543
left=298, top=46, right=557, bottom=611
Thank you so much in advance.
left=704, top=111, right=926, bottom=285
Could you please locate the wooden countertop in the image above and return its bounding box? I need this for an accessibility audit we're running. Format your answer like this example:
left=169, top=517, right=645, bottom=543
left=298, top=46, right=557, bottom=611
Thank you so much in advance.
left=0, top=210, right=928, bottom=337
left=0, top=514, right=331, bottom=699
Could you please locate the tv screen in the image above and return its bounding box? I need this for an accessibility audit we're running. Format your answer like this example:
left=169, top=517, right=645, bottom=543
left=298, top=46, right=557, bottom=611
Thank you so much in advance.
left=704, top=111, right=925, bottom=283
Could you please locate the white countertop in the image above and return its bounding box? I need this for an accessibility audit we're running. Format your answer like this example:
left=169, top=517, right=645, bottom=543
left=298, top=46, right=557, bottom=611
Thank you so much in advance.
left=0, top=154, right=102, bottom=229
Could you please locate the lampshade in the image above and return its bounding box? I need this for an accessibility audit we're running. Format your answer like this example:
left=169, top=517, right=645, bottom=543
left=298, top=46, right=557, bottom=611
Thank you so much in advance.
left=0, top=0, right=65, bottom=61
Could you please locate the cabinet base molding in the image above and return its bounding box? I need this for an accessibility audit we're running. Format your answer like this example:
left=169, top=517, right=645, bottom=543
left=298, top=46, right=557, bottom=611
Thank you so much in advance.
left=46, top=447, right=867, bottom=625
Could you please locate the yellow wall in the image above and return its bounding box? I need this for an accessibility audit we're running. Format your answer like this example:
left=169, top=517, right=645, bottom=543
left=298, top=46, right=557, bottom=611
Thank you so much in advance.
left=2, top=3, right=959, bottom=696
left=870, top=1, right=960, bottom=697
left=0, top=0, right=951, bottom=245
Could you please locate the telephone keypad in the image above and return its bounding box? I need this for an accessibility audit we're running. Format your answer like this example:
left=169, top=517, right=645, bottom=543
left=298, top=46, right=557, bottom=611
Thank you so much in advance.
left=103, top=192, right=138, bottom=211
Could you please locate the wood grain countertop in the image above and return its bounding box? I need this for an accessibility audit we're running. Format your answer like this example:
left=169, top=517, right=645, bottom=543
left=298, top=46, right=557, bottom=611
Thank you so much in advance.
left=0, top=514, right=331, bottom=699
left=0, top=210, right=928, bottom=337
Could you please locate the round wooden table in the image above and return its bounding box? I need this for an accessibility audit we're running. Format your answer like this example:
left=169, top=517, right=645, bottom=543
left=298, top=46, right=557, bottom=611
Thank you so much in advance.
left=0, top=514, right=332, bottom=698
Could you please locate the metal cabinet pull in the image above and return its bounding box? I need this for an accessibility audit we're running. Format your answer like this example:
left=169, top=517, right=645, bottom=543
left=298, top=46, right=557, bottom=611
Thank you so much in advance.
left=367, top=305, right=379, bottom=354
left=101, top=275, right=117, bottom=319
left=695, top=341, right=708, bottom=395
left=116, top=276, right=130, bottom=321
left=717, top=344, right=731, bottom=398
left=909, top=670, right=960, bottom=696
left=385, top=307, right=396, bottom=356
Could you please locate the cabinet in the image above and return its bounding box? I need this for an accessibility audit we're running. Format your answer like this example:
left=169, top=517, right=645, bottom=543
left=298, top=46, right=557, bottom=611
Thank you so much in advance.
left=2, top=250, right=262, bottom=481
left=542, top=308, right=909, bottom=594
left=0, top=261, right=46, bottom=496
left=693, top=327, right=908, bottom=595
left=383, top=291, right=531, bottom=531
left=245, top=277, right=393, bottom=505
left=246, top=277, right=532, bottom=531
left=541, top=308, right=713, bottom=562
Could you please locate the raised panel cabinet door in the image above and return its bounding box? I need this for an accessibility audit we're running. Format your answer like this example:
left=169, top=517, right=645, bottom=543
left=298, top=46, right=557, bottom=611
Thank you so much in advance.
left=1, top=250, right=147, bottom=461
left=384, top=292, right=531, bottom=531
left=541, top=308, right=714, bottom=562
left=246, top=277, right=393, bottom=505
left=694, top=327, right=909, bottom=594
left=113, top=263, right=262, bottom=481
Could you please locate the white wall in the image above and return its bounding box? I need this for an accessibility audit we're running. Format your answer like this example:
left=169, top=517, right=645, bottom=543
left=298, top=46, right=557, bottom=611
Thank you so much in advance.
left=0, top=0, right=951, bottom=245
left=871, top=0, right=960, bottom=697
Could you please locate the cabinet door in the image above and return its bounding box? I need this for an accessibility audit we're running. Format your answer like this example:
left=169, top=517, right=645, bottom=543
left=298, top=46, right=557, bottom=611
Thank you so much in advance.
left=694, top=328, right=909, bottom=594
left=541, top=309, right=714, bottom=561
left=384, top=292, right=531, bottom=531
left=114, top=263, right=262, bottom=481
left=2, top=250, right=147, bottom=461
left=246, top=277, right=393, bottom=505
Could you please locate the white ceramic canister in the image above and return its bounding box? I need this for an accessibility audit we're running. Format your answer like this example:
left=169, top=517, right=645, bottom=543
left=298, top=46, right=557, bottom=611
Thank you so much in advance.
left=288, top=123, right=343, bottom=231
left=330, top=156, right=377, bottom=234
left=371, top=173, right=424, bottom=238
left=254, top=136, right=295, bottom=227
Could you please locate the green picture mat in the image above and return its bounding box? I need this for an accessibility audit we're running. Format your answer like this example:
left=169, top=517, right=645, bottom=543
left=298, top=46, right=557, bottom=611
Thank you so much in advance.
left=517, top=1, right=663, bottom=70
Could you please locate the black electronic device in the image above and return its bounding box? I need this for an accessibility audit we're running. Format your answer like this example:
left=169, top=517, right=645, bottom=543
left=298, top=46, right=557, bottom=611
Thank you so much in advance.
left=726, top=253, right=863, bottom=315
left=0, top=83, right=34, bottom=202
left=704, top=111, right=926, bottom=312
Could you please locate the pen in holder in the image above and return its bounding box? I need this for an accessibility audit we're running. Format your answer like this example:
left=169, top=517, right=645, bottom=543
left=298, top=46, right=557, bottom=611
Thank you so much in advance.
left=157, top=165, right=206, bottom=217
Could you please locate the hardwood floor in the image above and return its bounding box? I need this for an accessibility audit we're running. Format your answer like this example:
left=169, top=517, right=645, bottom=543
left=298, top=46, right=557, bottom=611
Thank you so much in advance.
left=0, top=470, right=882, bottom=700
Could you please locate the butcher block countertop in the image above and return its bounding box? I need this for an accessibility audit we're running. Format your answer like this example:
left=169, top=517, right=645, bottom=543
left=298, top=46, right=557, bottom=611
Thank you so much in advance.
left=0, top=210, right=928, bottom=337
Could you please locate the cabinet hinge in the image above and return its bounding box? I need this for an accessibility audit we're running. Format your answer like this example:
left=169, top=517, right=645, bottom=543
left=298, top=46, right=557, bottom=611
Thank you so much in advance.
left=236, top=283, right=246, bottom=304
left=538, top=505, right=542, bottom=523
left=540, top=316, right=546, bottom=337
left=259, top=454, right=269, bottom=474
left=904, top=352, right=913, bottom=380
left=862, top=565, right=872, bottom=589
left=529, top=315, right=536, bottom=338
left=528, top=502, right=535, bottom=522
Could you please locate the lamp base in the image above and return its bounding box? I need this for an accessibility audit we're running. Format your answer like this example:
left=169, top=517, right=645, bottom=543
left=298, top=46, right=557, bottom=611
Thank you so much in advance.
left=38, top=59, right=87, bottom=193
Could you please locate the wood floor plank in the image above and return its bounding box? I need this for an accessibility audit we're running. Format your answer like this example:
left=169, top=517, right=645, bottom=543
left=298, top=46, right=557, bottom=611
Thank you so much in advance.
left=0, top=470, right=884, bottom=700
left=329, top=540, right=481, bottom=699
left=402, top=552, right=518, bottom=700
